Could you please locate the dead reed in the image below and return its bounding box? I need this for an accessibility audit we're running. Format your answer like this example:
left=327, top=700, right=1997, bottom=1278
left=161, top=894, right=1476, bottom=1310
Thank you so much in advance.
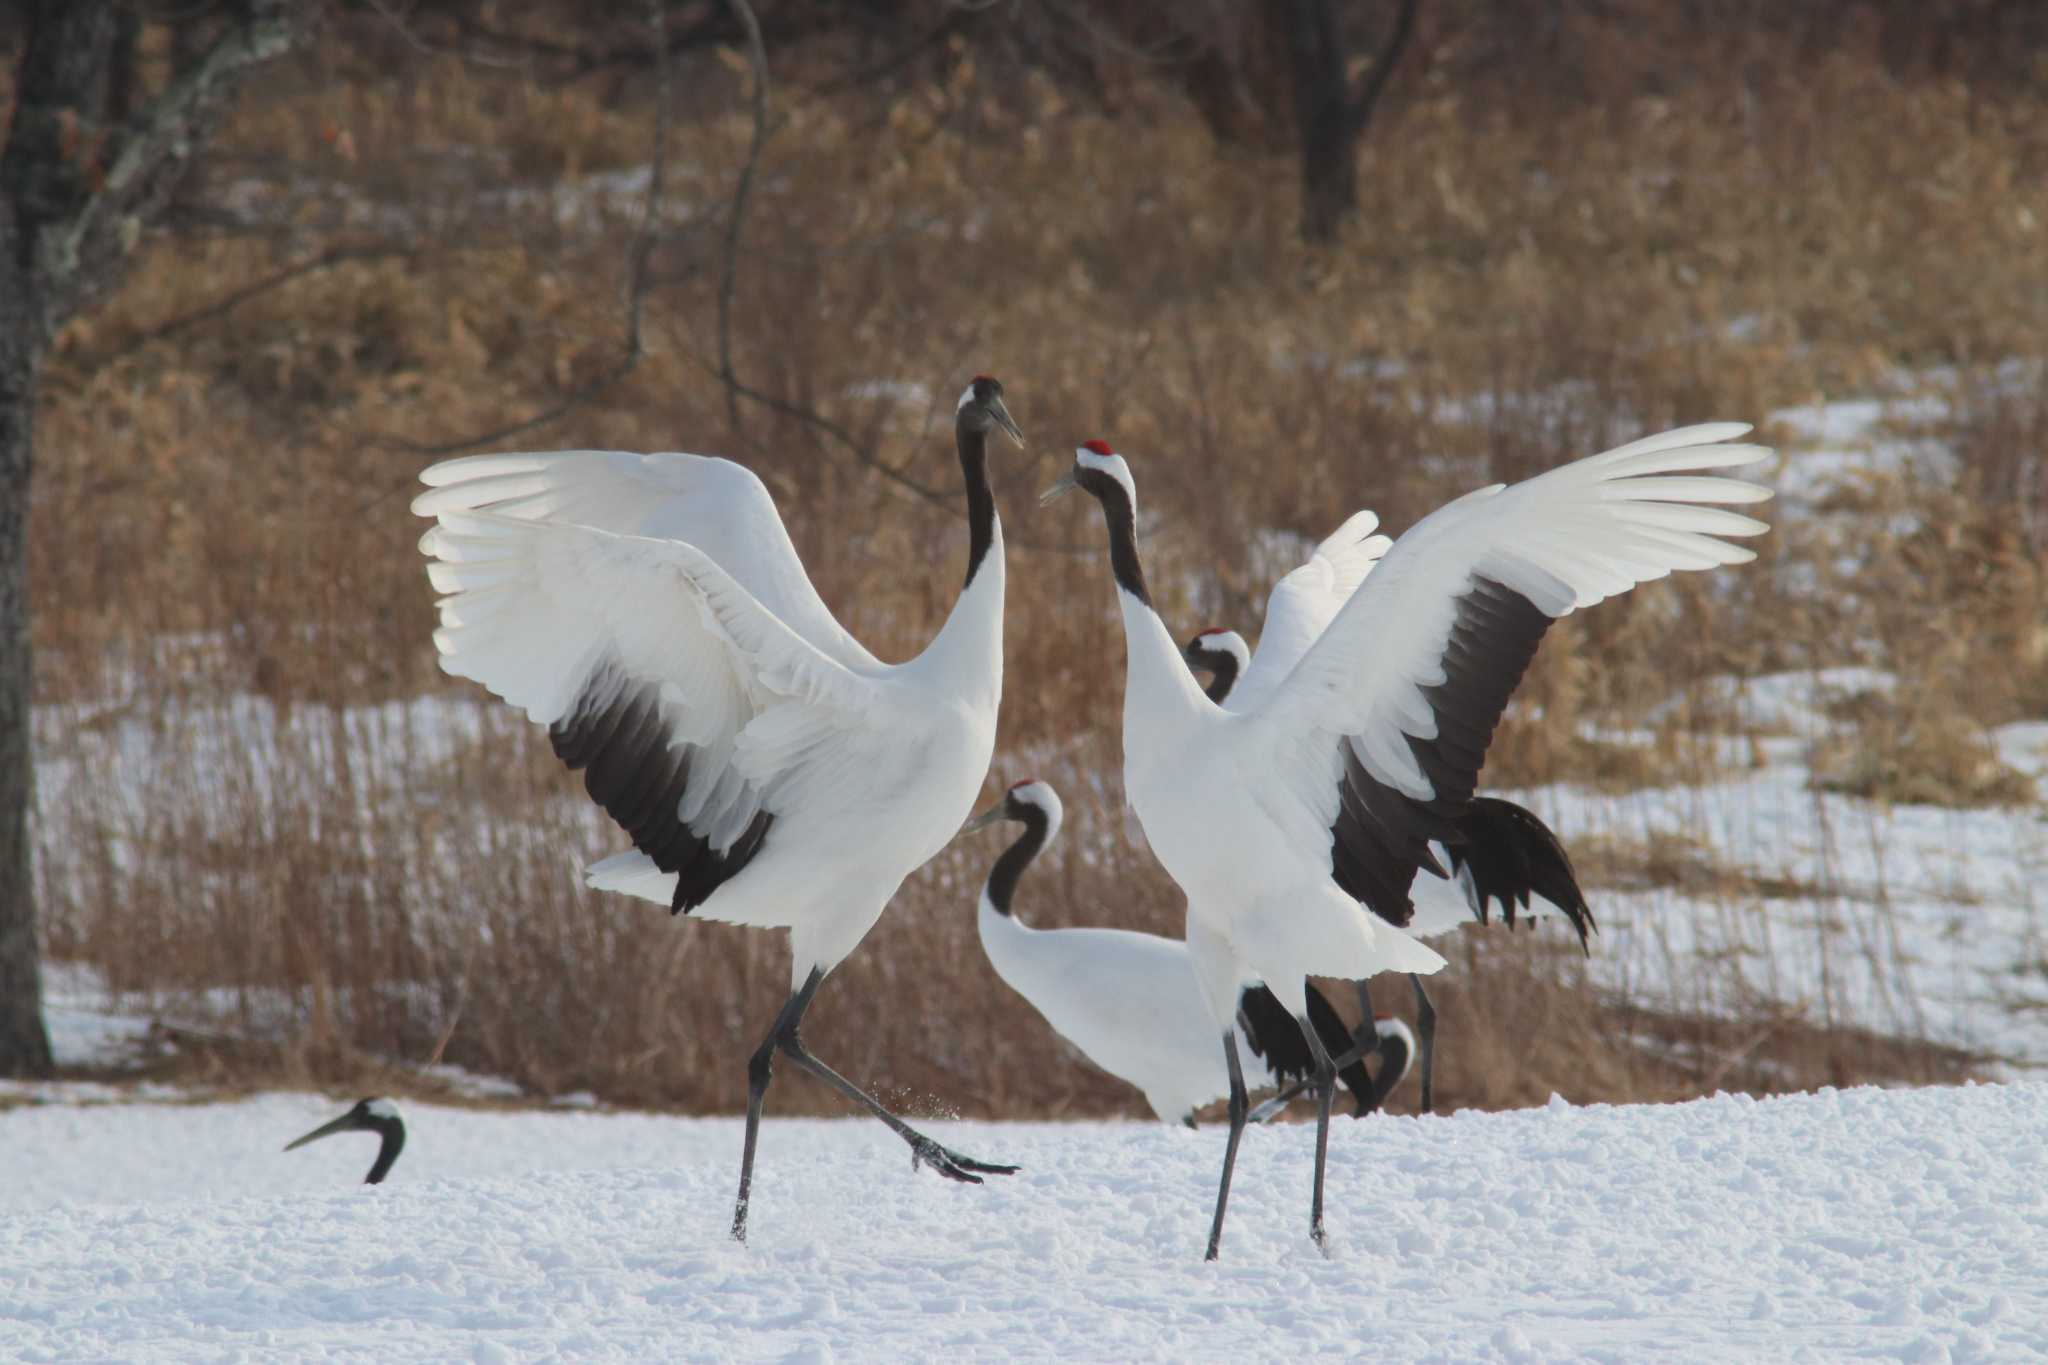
left=25, top=24, right=2047, bottom=1114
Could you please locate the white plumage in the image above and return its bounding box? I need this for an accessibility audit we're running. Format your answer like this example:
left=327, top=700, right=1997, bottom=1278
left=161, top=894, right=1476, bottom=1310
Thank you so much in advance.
left=1048, top=424, right=1771, bottom=1258
left=965, top=780, right=1409, bottom=1127
left=413, top=376, right=1025, bottom=1239
left=1182, top=506, right=1598, bottom=1113
left=413, top=450, right=993, bottom=977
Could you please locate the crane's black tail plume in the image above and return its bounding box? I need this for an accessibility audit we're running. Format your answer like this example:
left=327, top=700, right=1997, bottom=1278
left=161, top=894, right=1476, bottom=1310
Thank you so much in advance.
left=1447, top=797, right=1595, bottom=951
left=1237, top=983, right=1375, bottom=1116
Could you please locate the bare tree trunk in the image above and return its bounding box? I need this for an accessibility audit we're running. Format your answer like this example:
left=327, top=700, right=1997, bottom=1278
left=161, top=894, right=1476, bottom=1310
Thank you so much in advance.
left=1287, top=0, right=1420, bottom=245
left=0, top=301, right=51, bottom=1077
left=0, top=0, right=301, bottom=1077
left=0, top=0, right=120, bottom=1080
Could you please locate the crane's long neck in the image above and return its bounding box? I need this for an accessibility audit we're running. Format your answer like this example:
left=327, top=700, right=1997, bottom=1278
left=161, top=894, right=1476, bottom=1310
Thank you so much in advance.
left=918, top=419, right=1004, bottom=705
left=1367, top=1025, right=1414, bottom=1109
left=1088, top=481, right=1208, bottom=752
left=365, top=1120, right=405, bottom=1184
left=983, top=805, right=1050, bottom=921
left=1200, top=652, right=1239, bottom=705
left=960, top=421, right=997, bottom=591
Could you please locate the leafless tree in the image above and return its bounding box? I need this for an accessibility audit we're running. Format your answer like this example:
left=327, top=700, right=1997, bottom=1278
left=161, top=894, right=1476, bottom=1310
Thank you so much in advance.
left=1286, top=0, right=1420, bottom=244
left=0, top=0, right=305, bottom=1076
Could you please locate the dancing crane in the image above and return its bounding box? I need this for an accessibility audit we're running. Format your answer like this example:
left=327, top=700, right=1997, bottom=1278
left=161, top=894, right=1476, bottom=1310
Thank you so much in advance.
left=1045, top=426, right=1770, bottom=1258
left=1184, top=620, right=1593, bottom=1116
left=412, top=377, right=1026, bottom=1241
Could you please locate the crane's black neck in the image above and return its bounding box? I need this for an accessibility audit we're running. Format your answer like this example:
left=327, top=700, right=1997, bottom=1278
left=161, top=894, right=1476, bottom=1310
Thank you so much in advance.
left=985, top=803, right=1051, bottom=919
left=957, top=416, right=997, bottom=590
left=1080, top=468, right=1150, bottom=608
left=1197, top=649, right=1239, bottom=704
left=364, top=1118, right=406, bottom=1184
left=1368, top=1029, right=1413, bottom=1110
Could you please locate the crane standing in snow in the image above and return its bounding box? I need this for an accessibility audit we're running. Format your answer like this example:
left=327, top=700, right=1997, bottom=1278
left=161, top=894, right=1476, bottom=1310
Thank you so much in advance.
left=963, top=778, right=1415, bottom=1126
left=1182, top=621, right=1593, bottom=1117
left=285, top=1098, right=406, bottom=1184
left=412, top=377, right=1026, bottom=1242
left=1046, top=427, right=1770, bottom=1259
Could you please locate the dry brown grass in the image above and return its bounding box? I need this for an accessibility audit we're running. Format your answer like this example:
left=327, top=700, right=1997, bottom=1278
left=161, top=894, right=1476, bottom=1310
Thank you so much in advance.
left=25, top=23, right=2048, bottom=1115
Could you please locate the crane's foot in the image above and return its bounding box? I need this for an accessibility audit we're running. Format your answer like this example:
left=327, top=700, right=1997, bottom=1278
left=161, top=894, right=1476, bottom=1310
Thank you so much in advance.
left=908, top=1135, right=1020, bottom=1183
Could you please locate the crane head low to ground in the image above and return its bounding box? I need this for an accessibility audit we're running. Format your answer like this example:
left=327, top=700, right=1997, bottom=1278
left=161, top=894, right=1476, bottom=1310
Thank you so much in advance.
left=284, top=1098, right=406, bottom=1185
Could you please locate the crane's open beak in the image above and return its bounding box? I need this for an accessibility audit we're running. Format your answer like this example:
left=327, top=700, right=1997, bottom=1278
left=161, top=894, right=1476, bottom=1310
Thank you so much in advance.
left=988, top=396, right=1026, bottom=449
left=1039, top=472, right=1078, bottom=506
left=960, top=804, right=1005, bottom=835
left=284, top=1111, right=361, bottom=1152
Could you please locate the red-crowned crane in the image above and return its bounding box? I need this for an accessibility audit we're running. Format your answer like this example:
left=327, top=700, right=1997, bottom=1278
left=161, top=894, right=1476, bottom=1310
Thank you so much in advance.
left=285, top=1098, right=406, bottom=1184
left=1182, top=615, right=1593, bottom=1117
left=412, top=378, right=1025, bottom=1241
left=964, top=778, right=1413, bottom=1126
left=1044, top=426, right=1770, bottom=1258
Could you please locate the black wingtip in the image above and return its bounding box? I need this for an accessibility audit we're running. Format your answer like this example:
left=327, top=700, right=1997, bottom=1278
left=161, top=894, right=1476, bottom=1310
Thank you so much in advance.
left=1455, top=796, right=1595, bottom=949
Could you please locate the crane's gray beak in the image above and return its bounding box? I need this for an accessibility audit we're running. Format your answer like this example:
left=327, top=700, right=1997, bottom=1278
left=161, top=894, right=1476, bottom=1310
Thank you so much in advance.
left=988, top=396, right=1026, bottom=449
left=284, top=1111, right=361, bottom=1152
left=1039, top=472, right=1078, bottom=506
left=960, top=804, right=1005, bottom=835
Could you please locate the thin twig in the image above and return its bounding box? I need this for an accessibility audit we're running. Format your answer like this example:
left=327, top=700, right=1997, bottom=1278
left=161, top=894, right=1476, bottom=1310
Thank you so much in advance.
left=625, top=0, right=674, bottom=369
left=1343, top=0, right=1421, bottom=141
left=423, top=932, right=483, bottom=1070
left=74, top=243, right=424, bottom=373
left=716, top=0, right=772, bottom=438
left=711, top=363, right=954, bottom=509
left=362, top=0, right=674, bottom=461
left=697, top=0, right=954, bottom=509
left=359, top=0, right=532, bottom=71
left=807, top=12, right=967, bottom=96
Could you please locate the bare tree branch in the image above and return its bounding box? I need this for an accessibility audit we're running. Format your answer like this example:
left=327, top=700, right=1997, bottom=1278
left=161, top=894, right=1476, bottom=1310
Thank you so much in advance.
left=1343, top=0, right=1421, bottom=142
left=74, top=242, right=430, bottom=373
left=715, top=0, right=772, bottom=439
left=693, top=0, right=958, bottom=510
left=42, top=0, right=301, bottom=333
left=362, top=0, right=675, bottom=461
left=807, top=11, right=968, bottom=96
left=450, top=1, right=804, bottom=88
left=708, top=362, right=955, bottom=509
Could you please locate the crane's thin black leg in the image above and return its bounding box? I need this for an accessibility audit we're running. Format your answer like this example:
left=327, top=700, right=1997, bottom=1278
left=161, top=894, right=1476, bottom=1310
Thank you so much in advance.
left=1353, top=979, right=1377, bottom=1052
left=1302, top=986, right=1375, bottom=1117
left=1250, top=979, right=1383, bottom=1123
left=775, top=1036, right=1018, bottom=1182
left=1204, top=1032, right=1250, bottom=1262
left=1248, top=1035, right=1379, bottom=1123
left=1297, top=1010, right=1340, bottom=1254
left=731, top=975, right=820, bottom=1242
left=731, top=969, right=1017, bottom=1244
left=1411, top=974, right=1437, bottom=1114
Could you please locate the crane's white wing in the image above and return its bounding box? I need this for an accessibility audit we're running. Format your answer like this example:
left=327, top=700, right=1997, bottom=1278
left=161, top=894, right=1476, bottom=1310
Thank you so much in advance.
left=1226, top=509, right=1393, bottom=715
left=1247, top=423, right=1771, bottom=925
left=413, top=450, right=883, bottom=674
left=417, top=508, right=875, bottom=912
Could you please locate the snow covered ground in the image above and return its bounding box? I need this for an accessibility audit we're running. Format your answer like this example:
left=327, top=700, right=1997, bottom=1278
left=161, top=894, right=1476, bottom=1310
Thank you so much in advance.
left=13, top=379, right=2048, bottom=1355
left=1499, top=697, right=2048, bottom=1070
left=4, top=1084, right=2044, bottom=1359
